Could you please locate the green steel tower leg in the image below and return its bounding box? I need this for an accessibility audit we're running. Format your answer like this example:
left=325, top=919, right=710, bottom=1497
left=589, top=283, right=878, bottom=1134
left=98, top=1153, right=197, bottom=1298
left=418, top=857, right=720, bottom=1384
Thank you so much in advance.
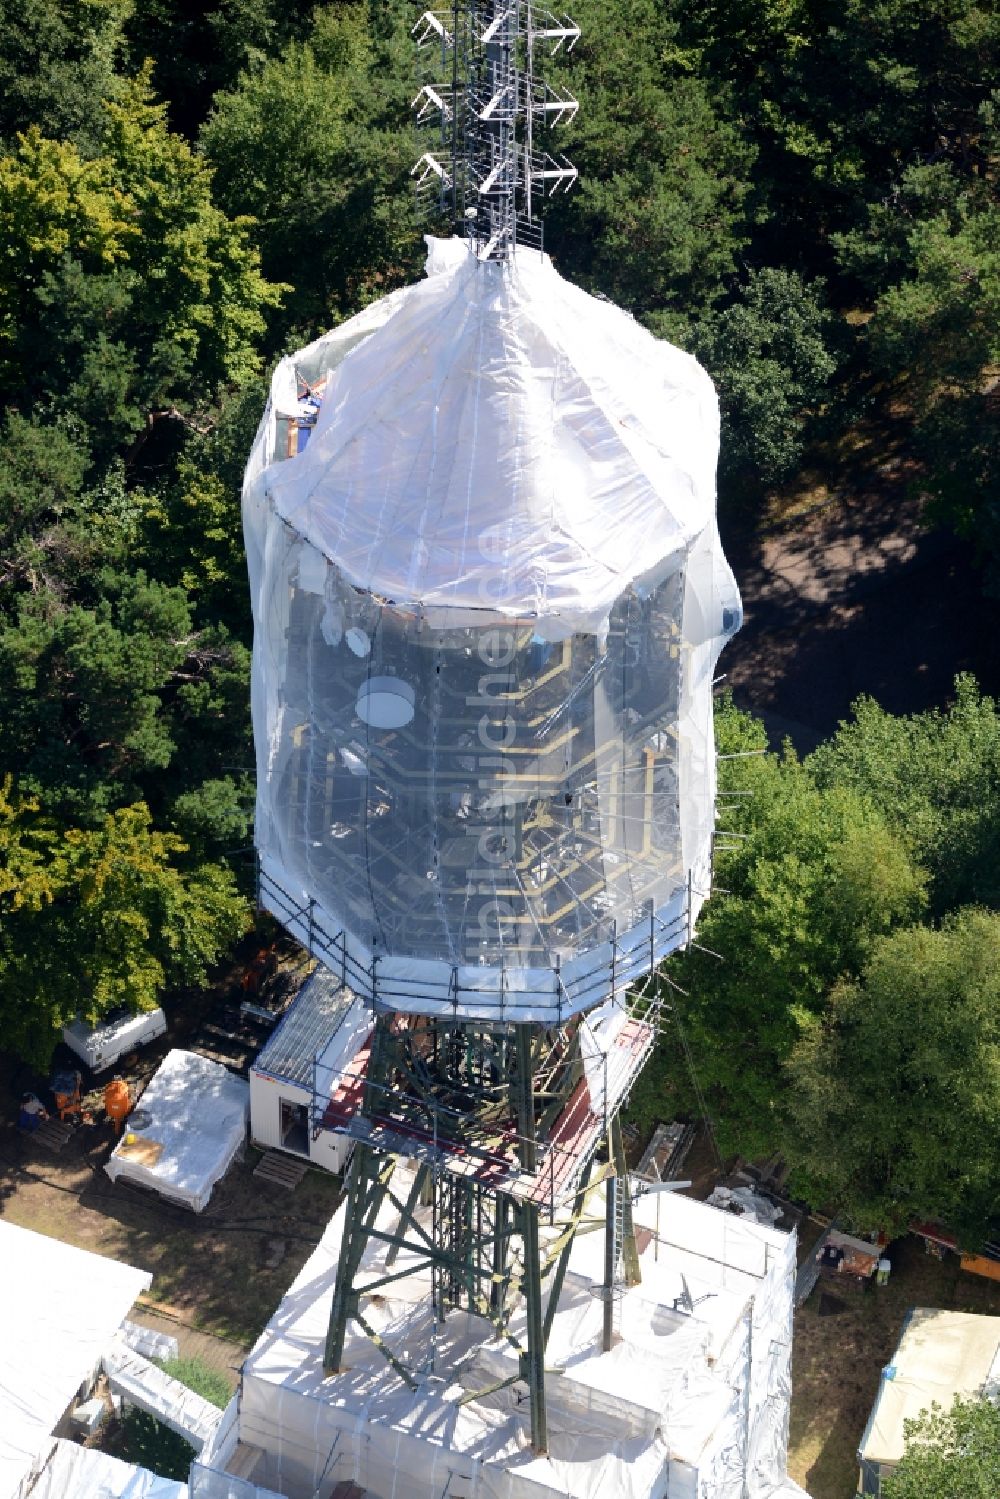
left=325, top=1142, right=376, bottom=1373
left=513, top=1025, right=536, bottom=1172
left=519, top=1201, right=547, bottom=1454
left=324, top=1015, right=396, bottom=1373
left=602, top=1170, right=617, bottom=1352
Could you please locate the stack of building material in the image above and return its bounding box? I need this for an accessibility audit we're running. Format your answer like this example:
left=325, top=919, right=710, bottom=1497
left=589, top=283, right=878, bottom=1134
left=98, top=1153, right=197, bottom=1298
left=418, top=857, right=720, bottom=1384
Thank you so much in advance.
left=105, top=1048, right=249, bottom=1212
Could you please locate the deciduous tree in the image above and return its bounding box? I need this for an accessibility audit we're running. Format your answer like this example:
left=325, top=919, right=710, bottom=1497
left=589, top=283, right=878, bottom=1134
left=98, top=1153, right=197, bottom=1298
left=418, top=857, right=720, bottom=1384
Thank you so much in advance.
left=786, top=910, right=1000, bottom=1239
left=882, top=1397, right=1000, bottom=1499
left=0, top=782, right=248, bottom=1065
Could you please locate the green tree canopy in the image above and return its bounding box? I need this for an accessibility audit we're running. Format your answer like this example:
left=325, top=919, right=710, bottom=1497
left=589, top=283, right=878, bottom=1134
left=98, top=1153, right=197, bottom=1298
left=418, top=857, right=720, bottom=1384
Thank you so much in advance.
left=808, top=675, right=1000, bottom=915
left=693, top=268, right=837, bottom=495
left=546, top=0, right=754, bottom=337
left=662, top=699, right=926, bottom=1158
left=883, top=1396, right=1000, bottom=1499
left=0, top=0, right=132, bottom=153
left=201, top=5, right=419, bottom=336
left=0, top=781, right=248, bottom=1065
left=786, top=909, right=1000, bottom=1240
left=0, top=81, right=283, bottom=460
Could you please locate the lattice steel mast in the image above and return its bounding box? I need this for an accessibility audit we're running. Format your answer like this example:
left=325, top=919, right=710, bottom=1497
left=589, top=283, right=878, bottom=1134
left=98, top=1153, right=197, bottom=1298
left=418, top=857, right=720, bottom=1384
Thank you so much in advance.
left=317, top=7, right=662, bottom=1456
left=412, top=2, right=579, bottom=259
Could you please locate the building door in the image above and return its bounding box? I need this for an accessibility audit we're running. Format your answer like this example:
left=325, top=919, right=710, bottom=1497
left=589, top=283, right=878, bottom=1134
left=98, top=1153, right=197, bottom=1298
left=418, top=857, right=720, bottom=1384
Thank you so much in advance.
left=279, top=1098, right=309, bottom=1155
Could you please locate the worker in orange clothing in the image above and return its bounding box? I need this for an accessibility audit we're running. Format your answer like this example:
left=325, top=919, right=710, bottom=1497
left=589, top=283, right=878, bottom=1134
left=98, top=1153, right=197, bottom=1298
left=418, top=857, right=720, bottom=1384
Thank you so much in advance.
left=104, top=1076, right=131, bottom=1134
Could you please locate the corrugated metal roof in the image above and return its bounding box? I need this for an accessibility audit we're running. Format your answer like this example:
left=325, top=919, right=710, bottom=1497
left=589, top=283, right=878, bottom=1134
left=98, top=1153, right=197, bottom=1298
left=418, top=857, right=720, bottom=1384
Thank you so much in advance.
left=254, top=968, right=356, bottom=1088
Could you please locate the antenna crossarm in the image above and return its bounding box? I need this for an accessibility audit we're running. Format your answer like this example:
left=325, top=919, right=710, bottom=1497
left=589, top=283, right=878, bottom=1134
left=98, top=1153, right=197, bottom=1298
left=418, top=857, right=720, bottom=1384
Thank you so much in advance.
left=411, top=0, right=580, bottom=260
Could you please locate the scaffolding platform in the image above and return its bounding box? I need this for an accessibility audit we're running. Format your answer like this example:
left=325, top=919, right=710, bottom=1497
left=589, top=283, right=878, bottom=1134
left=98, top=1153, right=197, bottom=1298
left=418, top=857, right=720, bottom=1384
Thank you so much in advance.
left=317, top=1013, right=654, bottom=1211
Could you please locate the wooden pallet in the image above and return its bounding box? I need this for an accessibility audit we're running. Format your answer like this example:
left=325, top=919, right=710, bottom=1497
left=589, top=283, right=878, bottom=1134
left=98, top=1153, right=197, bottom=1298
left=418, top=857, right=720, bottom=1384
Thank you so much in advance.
left=226, top=1442, right=263, bottom=1481
left=253, top=1150, right=309, bottom=1189
left=30, top=1118, right=74, bottom=1153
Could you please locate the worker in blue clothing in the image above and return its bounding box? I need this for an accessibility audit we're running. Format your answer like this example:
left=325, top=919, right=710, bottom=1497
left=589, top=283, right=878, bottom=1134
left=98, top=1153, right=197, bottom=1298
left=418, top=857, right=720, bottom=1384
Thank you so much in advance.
left=18, top=1093, right=48, bottom=1132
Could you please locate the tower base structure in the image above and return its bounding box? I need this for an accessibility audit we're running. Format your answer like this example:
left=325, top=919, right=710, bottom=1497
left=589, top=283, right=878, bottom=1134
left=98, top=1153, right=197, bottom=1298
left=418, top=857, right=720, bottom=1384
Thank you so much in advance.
left=219, top=1179, right=812, bottom=1499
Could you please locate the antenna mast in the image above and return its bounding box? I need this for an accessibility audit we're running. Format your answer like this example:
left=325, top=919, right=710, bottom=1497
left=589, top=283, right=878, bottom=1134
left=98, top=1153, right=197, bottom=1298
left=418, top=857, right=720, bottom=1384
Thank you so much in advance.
left=413, top=3, right=580, bottom=259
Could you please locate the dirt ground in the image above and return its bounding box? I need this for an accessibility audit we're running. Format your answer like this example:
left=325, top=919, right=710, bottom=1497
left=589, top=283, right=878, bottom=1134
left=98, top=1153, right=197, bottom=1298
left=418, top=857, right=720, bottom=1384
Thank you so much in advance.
left=0, top=1111, right=341, bottom=1349
left=721, top=466, right=1000, bottom=753
left=788, top=1234, right=1000, bottom=1499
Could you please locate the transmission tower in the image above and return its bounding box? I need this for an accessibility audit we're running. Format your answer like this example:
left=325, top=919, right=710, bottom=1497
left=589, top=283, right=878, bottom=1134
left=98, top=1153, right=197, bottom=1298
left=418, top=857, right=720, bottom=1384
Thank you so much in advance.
left=243, top=1, right=740, bottom=1467
left=314, top=7, right=659, bottom=1457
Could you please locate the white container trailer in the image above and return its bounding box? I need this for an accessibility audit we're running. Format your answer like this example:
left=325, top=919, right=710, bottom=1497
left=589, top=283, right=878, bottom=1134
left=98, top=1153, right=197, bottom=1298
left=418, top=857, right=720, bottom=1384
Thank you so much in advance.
left=62, top=1007, right=167, bottom=1073
left=249, top=967, right=368, bottom=1174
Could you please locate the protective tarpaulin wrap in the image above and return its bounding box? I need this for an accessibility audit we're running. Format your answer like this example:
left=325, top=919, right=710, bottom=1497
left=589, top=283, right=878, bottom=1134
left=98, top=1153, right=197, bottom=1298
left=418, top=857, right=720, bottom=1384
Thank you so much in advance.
left=105, top=1049, right=249, bottom=1213
left=0, top=1221, right=150, bottom=1499
left=244, top=236, right=741, bottom=1022
left=231, top=1176, right=809, bottom=1499
left=189, top=1465, right=286, bottom=1499
left=26, top=1439, right=185, bottom=1499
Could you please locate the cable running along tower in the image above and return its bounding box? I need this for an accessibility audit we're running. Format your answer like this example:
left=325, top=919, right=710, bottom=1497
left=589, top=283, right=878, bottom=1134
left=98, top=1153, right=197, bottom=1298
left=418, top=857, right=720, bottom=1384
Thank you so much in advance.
left=243, top=0, right=742, bottom=1464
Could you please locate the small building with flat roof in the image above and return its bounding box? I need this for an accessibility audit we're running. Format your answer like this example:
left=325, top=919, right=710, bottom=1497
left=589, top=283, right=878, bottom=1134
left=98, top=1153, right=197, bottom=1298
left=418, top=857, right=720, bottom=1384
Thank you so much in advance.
left=249, top=964, right=369, bottom=1171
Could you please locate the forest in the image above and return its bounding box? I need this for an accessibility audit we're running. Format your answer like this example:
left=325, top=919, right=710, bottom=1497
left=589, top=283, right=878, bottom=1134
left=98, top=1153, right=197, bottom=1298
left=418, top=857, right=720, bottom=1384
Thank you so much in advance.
left=0, top=1, right=997, bottom=1245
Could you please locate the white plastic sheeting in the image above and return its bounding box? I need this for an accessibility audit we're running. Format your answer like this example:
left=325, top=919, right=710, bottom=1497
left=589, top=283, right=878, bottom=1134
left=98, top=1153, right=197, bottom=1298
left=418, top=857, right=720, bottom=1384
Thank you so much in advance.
left=0, top=1221, right=150, bottom=1499
left=233, top=1176, right=810, bottom=1499
left=860, top=1308, right=1000, bottom=1469
left=244, top=236, right=741, bottom=1023
left=120, top=1322, right=180, bottom=1364
left=188, top=1465, right=286, bottom=1499
left=103, top=1341, right=225, bottom=1455
left=26, top=1440, right=185, bottom=1499
left=105, top=1050, right=249, bottom=1213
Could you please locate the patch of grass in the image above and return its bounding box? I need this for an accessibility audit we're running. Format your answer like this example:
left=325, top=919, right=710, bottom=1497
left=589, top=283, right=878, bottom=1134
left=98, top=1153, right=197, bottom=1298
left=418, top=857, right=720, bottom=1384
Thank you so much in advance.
left=157, top=1355, right=231, bottom=1408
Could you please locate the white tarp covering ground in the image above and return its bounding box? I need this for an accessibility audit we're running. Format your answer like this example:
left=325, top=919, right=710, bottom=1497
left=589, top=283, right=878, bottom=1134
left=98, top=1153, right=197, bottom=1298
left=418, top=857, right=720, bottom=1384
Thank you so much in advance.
left=244, top=235, right=742, bottom=1024
left=233, top=1177, right=810, bottom=1499
left=26, top=1439, right=185, bottom=1499
left=0, top=1222, right=150, bottom=1499
left=105, top=1050, right=249, bottom=1213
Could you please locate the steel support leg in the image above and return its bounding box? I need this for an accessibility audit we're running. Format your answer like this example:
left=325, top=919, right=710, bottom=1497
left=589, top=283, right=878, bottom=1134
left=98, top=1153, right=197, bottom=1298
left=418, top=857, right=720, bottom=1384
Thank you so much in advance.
left=542, top=1156, right=593, bottom=1349
left=325, top=1143, right=378, bottom=1373
left=490, top=1193, right=509, bottom=1319
left=519, top=1202, right=547, bottom=1454
left=603, top=1171, right=617, bottom=1352
left=385, top=1163, right=429, bottom=1268
left=513, top=1025, right=536, bottom=1172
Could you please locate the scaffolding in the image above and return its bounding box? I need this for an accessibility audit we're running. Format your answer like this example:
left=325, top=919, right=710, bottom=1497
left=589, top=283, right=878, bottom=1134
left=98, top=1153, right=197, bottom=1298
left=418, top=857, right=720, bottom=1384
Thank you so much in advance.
left=241, top=2, right=745, bottom=1471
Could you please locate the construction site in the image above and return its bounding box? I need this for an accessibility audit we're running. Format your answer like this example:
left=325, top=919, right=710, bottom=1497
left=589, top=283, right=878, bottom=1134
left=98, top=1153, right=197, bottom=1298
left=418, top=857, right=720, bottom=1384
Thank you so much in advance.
left=4, top=6, right=813, bottom=1499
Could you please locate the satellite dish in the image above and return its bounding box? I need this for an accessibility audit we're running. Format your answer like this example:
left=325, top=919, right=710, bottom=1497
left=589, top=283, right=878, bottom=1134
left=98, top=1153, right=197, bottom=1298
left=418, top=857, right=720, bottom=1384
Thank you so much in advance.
left=357, top=676, right=416, bottom=730
left=346, top=627, right=371, bottom=657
